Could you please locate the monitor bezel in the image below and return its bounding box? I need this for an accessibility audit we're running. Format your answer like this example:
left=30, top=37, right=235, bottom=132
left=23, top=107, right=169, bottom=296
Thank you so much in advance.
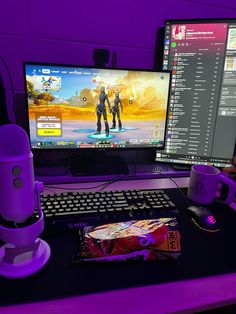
left=164, top=18, right=236, bottom=24
left=23, top=61, right=172, bottom=152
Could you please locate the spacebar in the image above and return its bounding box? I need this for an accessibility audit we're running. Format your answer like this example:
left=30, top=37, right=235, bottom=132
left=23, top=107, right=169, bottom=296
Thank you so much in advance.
left=55, top=210, right=98, bottom=216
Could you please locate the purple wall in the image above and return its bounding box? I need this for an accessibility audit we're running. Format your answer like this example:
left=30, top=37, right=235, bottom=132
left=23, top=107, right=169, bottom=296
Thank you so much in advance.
left=0, top=0, right=235, bottom=121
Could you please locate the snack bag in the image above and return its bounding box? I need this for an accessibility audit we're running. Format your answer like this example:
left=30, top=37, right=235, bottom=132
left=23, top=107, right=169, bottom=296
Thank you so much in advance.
left=74, top=218, right=181, bottom=263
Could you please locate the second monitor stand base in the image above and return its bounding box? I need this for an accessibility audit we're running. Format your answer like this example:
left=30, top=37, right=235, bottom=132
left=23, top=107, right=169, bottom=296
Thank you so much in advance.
left=172, top=163, right=192, bottom=170
left=69, top=152, right=129, bottom=176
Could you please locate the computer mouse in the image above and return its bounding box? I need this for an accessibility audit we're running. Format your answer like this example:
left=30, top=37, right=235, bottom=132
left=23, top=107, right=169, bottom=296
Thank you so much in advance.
left=186, top=206, right=220, bottom=232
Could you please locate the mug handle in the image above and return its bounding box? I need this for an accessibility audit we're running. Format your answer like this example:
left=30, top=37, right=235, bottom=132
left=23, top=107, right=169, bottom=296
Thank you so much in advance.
left=216, top=174, right=236, bottom=204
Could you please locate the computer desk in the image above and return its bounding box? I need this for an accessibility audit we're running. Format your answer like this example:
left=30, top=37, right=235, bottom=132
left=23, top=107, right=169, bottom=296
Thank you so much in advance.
left=1, top=177, right=236, bottom=314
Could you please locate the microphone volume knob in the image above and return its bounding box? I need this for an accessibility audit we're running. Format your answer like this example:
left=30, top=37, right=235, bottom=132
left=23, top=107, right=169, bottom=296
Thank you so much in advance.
left=13, top=178, right=23, bottom=189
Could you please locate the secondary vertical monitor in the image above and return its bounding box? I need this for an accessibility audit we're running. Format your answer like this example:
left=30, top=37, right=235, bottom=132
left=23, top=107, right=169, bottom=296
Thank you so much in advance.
left=157, top=19, right=236, bottom=167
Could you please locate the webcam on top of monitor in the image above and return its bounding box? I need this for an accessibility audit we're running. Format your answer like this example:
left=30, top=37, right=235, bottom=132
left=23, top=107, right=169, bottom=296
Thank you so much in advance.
left=93, top=49, right=110, bottom=68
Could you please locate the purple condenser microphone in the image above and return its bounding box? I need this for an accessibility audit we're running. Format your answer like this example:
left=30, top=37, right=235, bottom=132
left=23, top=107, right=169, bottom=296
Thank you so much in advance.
left=0, top=124, right=50, bottom=278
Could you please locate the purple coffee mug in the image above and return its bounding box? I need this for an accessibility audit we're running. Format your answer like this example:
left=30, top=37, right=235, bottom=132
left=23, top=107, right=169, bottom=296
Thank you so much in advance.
left=187, top=164, right=236, bottom=204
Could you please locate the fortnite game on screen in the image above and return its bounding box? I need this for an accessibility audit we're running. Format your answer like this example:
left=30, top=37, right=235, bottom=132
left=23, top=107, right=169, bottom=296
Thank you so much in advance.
left=24, top=64, right=170, bottom=149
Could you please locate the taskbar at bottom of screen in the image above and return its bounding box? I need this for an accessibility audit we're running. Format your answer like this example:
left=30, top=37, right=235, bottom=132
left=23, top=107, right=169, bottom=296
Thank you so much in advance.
left=32, top=143, right=164, bottom=149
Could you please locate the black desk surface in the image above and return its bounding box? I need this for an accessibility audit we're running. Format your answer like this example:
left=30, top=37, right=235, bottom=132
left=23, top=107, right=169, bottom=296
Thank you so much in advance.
left=1, top=178, right=236, bottom=310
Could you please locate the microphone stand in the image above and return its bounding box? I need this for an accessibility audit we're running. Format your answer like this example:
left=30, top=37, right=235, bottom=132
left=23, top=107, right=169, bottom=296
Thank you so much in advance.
left=0, top=181, right=51, bottom=279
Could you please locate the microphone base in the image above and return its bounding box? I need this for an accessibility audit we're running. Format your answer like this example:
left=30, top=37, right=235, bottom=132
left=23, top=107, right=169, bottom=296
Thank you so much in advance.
left=0, top=238, right=50, bottom=279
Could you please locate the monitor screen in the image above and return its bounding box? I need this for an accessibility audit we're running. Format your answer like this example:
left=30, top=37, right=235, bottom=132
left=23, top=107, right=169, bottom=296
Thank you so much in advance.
left=23, top=63, right=171, bottom=150
left=156, top=19, right=236, bottom=168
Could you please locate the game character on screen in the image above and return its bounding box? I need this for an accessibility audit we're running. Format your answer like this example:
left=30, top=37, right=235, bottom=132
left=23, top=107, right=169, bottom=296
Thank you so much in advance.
left=41, top=76, right=56, bottom=89
left=110, top=92, right=123, bottom=130
left=94, top=86, right=111, bottom=136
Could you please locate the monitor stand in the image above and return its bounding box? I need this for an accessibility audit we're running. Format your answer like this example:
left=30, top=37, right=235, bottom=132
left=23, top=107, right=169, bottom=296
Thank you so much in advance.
left=69, top=151, right=129, bottom=176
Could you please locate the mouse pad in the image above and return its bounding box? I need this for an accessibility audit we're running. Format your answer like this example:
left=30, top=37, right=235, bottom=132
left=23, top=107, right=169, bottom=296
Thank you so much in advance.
left=1, top=188, right=236, bottom=306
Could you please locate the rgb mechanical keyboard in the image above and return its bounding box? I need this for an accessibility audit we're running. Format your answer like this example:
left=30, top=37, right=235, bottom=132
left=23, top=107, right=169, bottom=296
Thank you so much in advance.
left=41, top=189, right=178, bottom=230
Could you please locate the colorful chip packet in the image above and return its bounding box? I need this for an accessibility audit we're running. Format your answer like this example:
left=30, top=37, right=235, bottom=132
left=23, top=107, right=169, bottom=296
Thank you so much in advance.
left=74, top=218, right=181, bottom=263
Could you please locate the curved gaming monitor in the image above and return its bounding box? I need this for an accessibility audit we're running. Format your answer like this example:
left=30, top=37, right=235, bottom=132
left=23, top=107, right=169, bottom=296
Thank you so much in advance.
left=157, top=18, right=236, bottom=169
left=23, top=63, right=171, bottom=175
